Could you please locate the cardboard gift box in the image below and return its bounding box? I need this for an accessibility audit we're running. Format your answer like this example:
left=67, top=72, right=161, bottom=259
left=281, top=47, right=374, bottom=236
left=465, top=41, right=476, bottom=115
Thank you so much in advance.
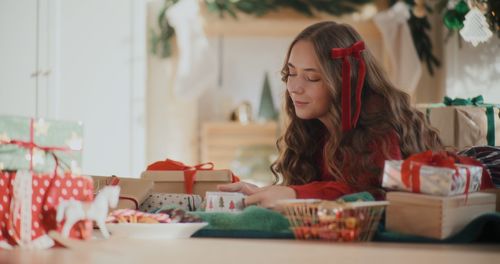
left=92, top=176, right=154, bottom=210
left=205, top=192, right=245, bottom=212
left=139, top=193, right=202, bottom=212
left=0, top=171, right=94, bottom=249
left=0, top=116, right=83, bottom=173
left=141, top=159, right=238, bottom=197
left=141, top=169, right=233, bottom=197
left=386, top=192, right=496, bottom=239
left=382, top=155, right=483, bottom=196
left=417, top=97, right=500, bottom=150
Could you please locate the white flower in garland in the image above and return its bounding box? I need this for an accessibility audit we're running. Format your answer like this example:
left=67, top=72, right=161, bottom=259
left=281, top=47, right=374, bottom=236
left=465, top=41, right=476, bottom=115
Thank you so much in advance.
left=459, top=7, right=493, bottom=47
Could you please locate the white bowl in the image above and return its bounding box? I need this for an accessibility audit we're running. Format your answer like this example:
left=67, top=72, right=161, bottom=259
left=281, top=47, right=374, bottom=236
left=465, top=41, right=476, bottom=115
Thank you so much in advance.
left=106, top=222, right=208, bottom=239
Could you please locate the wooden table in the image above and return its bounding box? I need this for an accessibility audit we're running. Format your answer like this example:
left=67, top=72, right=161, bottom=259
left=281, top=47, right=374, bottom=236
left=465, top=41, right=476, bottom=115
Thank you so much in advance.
left=1, top=238, right=499, bottom=264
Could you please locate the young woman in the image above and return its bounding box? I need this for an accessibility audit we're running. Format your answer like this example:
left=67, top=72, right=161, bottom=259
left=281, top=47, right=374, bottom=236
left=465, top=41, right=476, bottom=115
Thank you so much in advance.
left=218, top=21, right=443, bottom=207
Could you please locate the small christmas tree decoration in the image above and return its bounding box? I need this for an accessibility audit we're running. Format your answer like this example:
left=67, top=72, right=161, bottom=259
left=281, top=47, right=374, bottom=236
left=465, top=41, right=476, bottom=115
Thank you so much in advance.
left=219, top=196, right=225, bottom=208
left=257, top=72, right=278, bottom=122
left=460, top=7, right=494, bottom=46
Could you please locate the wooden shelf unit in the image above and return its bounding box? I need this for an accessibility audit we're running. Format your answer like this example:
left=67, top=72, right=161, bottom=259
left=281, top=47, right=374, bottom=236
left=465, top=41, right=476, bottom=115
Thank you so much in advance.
left=200, top=121, right=279, bottom=170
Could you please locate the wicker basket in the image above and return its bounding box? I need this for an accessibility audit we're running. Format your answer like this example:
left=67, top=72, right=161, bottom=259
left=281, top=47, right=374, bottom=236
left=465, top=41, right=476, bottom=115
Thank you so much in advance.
left=281, top=200, right=388, bottom=242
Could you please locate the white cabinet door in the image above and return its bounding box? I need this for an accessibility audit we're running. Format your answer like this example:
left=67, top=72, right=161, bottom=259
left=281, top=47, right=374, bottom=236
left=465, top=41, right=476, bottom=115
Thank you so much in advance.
left=54, top=0, right=145, bottom=177
left=36, top=0, right=57, bottom=118
left=0, top=0, right=38, bottom=117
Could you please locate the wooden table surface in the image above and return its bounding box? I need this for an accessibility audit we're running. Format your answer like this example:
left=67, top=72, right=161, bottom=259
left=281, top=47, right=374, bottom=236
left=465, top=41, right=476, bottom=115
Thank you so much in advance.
left=1, top=237, right=499, bottom=264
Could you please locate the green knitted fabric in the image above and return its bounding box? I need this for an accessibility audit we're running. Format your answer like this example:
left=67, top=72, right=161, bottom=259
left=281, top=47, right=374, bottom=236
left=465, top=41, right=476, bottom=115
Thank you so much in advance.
left=191, top=192, right=374, bottom=231
left=187, top=192, right=376, bottom=238
left=191, top=206, right=290, bottom=232
left=337, top=191, right=375, bottom=202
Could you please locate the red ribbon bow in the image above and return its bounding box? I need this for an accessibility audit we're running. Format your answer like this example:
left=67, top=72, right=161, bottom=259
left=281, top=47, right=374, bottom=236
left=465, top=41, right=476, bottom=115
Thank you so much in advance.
left=401, top=151, right=471, bottom=195
left=331, top=41, right=366, bottom=132
left=147, top=159, right=239, bottom=194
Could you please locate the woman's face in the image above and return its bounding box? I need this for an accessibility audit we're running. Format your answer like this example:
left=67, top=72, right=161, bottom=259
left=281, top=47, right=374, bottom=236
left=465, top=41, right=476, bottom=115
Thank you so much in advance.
left=286, top=40, right=332, bottom=122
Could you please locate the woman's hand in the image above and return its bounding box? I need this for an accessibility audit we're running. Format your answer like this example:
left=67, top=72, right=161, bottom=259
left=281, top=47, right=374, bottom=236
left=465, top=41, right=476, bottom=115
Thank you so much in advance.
left=244, top=186, right=296, bottom=208
left=218, top=182, right=297, bottom=208
left=217, top=182, right=260, bottom=195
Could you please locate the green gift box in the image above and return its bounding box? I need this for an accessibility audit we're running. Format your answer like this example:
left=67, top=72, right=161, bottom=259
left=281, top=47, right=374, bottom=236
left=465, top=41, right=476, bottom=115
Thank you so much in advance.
left=0, top=116, right=83, bottom=173
left=417, top=96, right=500, bottom=150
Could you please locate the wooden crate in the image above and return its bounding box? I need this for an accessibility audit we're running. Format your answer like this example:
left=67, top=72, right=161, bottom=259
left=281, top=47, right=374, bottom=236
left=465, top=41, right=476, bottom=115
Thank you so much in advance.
left=481, top=188, right=500, bottom=212
left=200, top=122, right=278, bottom=170
left=386, top=192, right=496, bottom=240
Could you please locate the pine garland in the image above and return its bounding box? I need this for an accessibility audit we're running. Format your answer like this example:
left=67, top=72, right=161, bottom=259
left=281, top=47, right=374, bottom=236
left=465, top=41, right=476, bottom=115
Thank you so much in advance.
left=151, top=0, right=371, bottom=58
left=402, top=0, right=440, bottom=75
left=408, top=13, right=440, bottom=75
left=205, top=0, right=372, bottom=18
left=489, top=0, right=500, bottom=37
left=150, top=0, right=179, bottom=58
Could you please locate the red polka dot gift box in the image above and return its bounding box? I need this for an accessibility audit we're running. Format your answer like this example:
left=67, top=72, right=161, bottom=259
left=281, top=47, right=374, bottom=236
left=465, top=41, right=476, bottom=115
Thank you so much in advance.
left=0, top=171, right=93, bottom=249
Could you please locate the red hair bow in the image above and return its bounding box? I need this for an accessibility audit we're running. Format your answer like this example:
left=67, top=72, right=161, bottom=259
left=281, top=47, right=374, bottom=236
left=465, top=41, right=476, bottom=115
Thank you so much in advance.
left=331, top=41, right=366, bottom=132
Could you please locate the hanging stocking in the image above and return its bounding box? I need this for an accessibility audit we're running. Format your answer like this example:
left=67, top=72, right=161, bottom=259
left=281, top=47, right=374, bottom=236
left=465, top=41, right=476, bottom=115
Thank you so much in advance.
left=166, top=0, right=217, bottom=100
left=373, top=2, right=422, bottom=95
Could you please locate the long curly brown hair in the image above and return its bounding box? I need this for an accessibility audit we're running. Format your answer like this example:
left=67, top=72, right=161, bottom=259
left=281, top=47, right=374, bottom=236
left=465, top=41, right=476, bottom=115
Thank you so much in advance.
left=271, top=21, right=443, bottom=190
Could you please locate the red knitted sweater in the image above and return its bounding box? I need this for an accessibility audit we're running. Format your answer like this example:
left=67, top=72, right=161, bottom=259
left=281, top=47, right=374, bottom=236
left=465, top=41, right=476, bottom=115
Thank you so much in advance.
left=289, top=131, right=402, bottom=200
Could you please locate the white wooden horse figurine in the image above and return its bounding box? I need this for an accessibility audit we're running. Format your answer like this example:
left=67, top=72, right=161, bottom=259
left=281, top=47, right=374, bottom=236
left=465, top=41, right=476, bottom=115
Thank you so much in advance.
left=56, top=186, right=120, bottom=239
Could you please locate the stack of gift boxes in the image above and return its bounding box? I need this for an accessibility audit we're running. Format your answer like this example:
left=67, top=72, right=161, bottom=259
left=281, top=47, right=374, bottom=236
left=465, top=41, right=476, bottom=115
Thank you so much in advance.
left=92, top=159, right=241, bottom=214
left=0, top=116, right=93, bottom=249
left=382, top=97, right=500, bottom=240
left=382, top=151, right=496, bottom=239
left=0, top=116, right=239, bottom=249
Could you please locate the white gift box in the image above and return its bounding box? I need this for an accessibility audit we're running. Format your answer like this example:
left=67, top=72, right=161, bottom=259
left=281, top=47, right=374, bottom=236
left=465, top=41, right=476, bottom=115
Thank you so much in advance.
left=382, top=160, right=483, bottom=196
left=205, top=192, right=245, bottom=212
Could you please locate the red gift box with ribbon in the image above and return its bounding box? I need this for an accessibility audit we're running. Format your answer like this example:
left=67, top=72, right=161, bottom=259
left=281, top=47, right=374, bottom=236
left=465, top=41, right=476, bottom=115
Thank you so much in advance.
left=141, top=159, right=239, bottom=197
left=382, top=151, right=494, bottom=196
left=0, top=118, right=93, bottom=249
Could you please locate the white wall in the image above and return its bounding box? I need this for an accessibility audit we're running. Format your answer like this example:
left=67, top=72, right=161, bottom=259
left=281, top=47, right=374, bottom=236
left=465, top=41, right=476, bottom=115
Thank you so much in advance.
left=55, top=0, right=146, bottom=177
left=445, top=36, right=500, bottom=103
left=1, top=0, right=147, bottom=177
left=0, top=0, right=38, bottom=117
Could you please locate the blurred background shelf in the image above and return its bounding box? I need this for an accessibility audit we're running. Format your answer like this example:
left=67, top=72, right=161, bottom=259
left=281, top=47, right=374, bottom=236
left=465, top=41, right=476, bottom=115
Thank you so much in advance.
left=201, top=121, right=278, bottom=170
